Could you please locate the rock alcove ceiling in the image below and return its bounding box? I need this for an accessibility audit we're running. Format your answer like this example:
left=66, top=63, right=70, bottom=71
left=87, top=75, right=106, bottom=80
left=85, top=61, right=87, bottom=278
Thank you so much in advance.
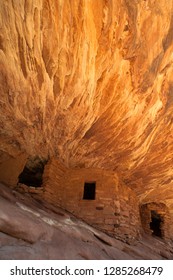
left=1, top=0, right=173, bottom=208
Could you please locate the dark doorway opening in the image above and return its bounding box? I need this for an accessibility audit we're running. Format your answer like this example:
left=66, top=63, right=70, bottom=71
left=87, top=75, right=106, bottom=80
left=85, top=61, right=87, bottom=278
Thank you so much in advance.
left=83, top=182, right=96, bottom=200
left=150, top=210, right=162, bottom=238
left=18, top=158, right=46, bottom=188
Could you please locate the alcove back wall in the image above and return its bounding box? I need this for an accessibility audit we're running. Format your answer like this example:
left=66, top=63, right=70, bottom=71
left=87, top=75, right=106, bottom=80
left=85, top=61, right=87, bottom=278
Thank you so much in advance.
left=1, top=0, right=173, bottom=229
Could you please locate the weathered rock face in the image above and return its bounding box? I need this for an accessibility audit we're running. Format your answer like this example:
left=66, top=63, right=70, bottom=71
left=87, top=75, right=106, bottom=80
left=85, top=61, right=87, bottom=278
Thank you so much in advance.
left=1, top=1, right=173, bottom=207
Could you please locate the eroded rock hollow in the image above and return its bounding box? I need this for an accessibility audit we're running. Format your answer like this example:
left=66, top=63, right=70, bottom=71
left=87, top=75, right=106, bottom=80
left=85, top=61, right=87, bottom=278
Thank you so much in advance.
left=1, top=0, right=173, bottom=259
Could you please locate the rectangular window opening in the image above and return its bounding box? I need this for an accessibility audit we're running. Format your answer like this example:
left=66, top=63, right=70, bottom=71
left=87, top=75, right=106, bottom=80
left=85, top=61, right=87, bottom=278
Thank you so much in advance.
left=83, top=182, right=96, bottom=200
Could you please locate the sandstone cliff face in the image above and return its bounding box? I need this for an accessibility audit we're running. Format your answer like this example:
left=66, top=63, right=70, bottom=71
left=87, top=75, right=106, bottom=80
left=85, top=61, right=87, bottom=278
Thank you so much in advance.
left=1, top=0, right=173, bottom=206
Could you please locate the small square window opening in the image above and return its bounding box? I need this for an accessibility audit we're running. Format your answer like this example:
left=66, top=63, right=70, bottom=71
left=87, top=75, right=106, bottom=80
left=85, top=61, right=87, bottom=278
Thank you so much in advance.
left=83, top=182, right=96, bottom=200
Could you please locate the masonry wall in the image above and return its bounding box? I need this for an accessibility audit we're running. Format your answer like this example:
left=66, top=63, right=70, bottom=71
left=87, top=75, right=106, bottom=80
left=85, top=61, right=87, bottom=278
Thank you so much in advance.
left=140, top=202, right=171, bottom=240
left=43, top=159, right=141, bottom=243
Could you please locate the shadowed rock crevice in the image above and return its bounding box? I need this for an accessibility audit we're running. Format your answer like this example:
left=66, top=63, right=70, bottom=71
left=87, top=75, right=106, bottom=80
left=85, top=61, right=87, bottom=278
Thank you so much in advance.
left=18, top=157, right=47, bottom=188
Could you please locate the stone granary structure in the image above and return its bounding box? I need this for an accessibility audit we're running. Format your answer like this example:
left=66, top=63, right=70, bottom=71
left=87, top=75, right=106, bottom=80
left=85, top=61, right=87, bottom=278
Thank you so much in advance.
left=1, top=0, right=173, bottom=258
left=43, top=159, right=141, bottom=243
left=1, top=155, right=173, bottom=244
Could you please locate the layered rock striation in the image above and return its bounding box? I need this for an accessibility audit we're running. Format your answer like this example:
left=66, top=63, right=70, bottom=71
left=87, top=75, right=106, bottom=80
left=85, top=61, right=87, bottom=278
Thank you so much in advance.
left=1, top=0, right=173, bottom=235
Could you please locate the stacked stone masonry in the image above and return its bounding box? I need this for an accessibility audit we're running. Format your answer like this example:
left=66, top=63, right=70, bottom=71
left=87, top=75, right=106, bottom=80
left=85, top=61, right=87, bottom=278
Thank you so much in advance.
left=140, top=202, right=171, bottom=240
left=43, top=158, right=141, bottom=243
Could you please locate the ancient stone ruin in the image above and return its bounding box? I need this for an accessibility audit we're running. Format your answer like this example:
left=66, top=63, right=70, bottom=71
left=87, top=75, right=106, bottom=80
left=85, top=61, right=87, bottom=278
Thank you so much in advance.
left=43, top=159, right=141, bottom=243
left=1, top=155, right=173, bottom=246
left=140, top=202, right=171, bottom=240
